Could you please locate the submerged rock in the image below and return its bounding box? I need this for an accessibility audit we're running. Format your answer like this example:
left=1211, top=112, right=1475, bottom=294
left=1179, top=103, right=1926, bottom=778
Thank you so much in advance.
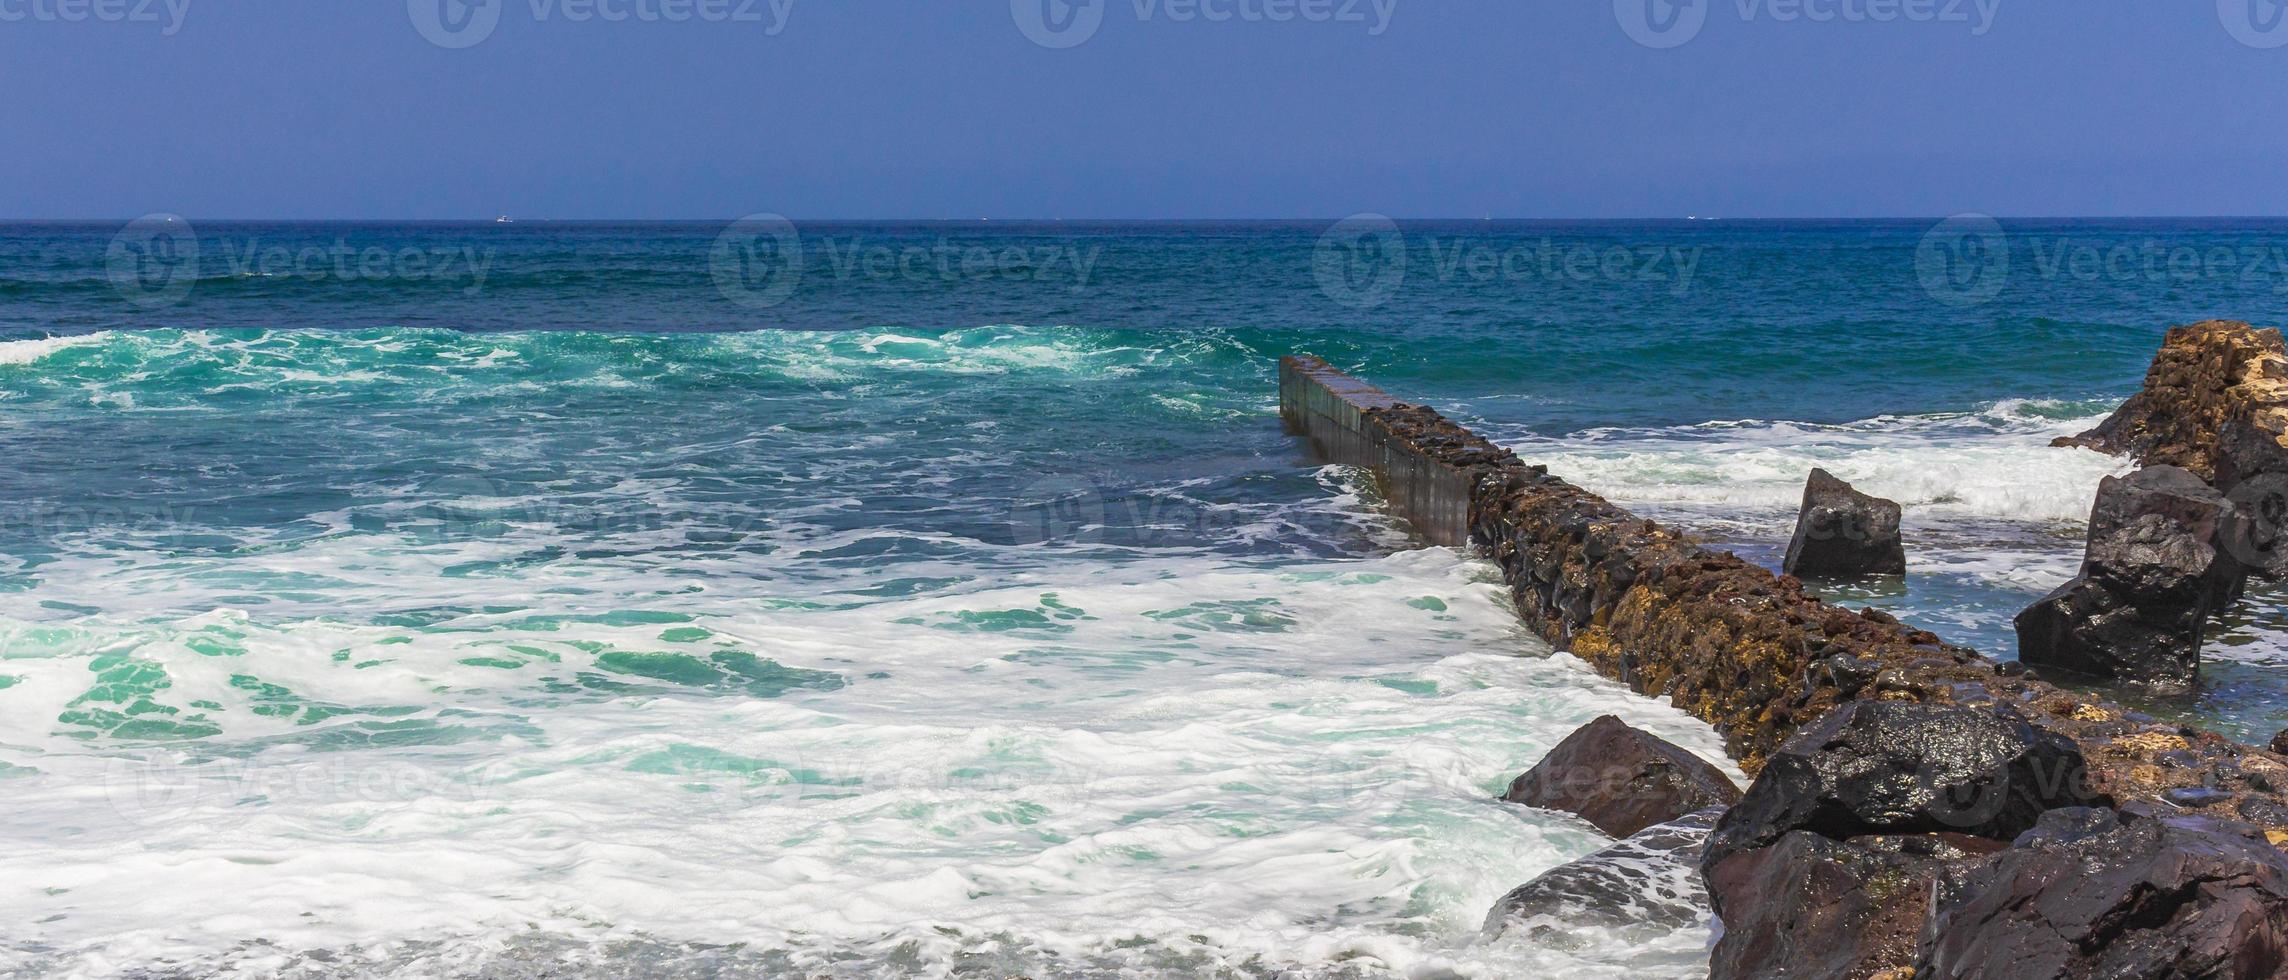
left=1701, top=700, right=2103, bottom=877
left=2014, top=466, right=2249, bottom=689
left=1919, top=807, right=2288, bottom=979
left=1482, top=807, right=1720, bottom=946
left=1502, top=715, right=1740, bottom=839
left=1782, top=468, right=1906, bottom=580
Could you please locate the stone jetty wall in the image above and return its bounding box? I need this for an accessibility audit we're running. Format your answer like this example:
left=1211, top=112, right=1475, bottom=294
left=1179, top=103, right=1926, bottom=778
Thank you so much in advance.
left=1278, top=354, right=2288, bottom=838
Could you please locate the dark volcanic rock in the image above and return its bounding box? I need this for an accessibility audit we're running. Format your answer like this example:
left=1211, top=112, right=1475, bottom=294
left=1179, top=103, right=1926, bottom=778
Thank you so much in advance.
left=1281, top=354, right=2288, bottom=850
left=2060, top=320, right=2287, bottom=484
left=1702, top=700, right=2105, bottom=879
left=1503, top=716, right=1741, bottom=839
left=1782, top=468, right=1907, bottom=580
left=2088, top=466, right=2250, bottom=609
left=1919, top=808, right=2288, bottom=979
left=2014, top=466, right=2249, bottom=689
left=1705, top=829, right=1991, bottom=980
left=2060, top=320, right=2288, bottom=580
left=1483, top=807, right=1719, bottom=945
left=2224, top=468, right=2288, bottom=579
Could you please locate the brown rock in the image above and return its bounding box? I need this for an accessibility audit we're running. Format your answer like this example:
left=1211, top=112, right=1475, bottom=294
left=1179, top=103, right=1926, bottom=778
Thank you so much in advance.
left=2014, top=465, right=2249, bottom=690
left=1502, top=715, right=1740, bottom=839
left=1280, top=353, right=2288, bottom=829
left=1919, top=808, right=2288, bottom=979
left=2061, top=320, right=2288, bottom=579
left=1705, top=830, right=1987, bottom=980
left=1784, top=468, right=1907, bottom=579
left=2059, top=320, right=2287, bottom=483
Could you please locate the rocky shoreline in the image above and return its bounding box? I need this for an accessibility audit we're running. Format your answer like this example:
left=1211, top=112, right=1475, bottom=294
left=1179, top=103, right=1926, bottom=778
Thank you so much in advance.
left=1279, top=340, right=2288, bottom=978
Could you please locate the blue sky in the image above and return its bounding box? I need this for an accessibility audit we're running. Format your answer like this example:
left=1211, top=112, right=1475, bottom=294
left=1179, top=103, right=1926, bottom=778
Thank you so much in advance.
left=4, top=1, right=2285, bottom=218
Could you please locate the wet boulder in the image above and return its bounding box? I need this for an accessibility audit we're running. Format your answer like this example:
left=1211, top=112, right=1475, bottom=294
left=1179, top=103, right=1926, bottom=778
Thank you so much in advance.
left=2220, top=466, right=2288, bottom=579
left=1502, top=715, right=1741, bottom=839
left=1782, top=468, right=1907, bottom=580
left=1700, top=701, right=2106, bottom=980
left=1483, top=807, right=1720, bottom=946
left=1701, top=700, right=2104, bottom=879
left=2014, top=466, right=2249, bottom=689
left=1705, top=829, right=1995, bottom=980
left=1919, top=807, right=2288, bottom=979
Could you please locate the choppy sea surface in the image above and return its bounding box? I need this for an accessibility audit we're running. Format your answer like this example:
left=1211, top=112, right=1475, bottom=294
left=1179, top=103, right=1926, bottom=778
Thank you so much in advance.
left=2, top=219, right=2285, bottom=978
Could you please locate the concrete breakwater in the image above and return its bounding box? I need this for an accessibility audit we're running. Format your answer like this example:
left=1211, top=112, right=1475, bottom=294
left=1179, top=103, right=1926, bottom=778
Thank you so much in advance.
left=1277, top=353, right=2288, bottom=825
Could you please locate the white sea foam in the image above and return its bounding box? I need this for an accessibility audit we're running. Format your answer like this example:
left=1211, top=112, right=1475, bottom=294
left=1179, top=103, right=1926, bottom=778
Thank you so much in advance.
left=0, top=332, right=110, bottom=367
left=0, top=518, right=1736, bottom=979
left=1512, top=402, right=2132, bottom=528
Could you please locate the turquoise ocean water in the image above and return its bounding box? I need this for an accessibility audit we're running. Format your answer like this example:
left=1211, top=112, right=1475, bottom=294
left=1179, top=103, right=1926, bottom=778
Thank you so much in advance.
left=1, top=220, right=2285, bottom=978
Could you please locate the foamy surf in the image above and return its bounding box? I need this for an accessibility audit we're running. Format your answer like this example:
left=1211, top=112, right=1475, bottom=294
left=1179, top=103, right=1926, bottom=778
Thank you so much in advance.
left=1508, top=402, right=2132, bottom=527
left=0, top=332, right=110, bottom=367
left=0, top=547, right=1737, bottom=980
left=0, top=325, right=1745, bottom=980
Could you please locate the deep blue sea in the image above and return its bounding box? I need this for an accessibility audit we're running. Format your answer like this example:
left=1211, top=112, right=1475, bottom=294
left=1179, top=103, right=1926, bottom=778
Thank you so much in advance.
left=1, top=219, right=2284, bottom=978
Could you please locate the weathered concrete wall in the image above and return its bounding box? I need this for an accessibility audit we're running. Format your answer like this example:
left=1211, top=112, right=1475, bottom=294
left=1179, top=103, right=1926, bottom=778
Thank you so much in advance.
left=1279, top=354, right=2288, bottom=843
left=1280, top=356, right=1471, bottom=548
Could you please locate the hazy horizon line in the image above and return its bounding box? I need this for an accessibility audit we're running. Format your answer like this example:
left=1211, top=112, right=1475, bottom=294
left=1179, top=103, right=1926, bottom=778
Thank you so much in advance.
left=9, top=214, right=2288, bottom=224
